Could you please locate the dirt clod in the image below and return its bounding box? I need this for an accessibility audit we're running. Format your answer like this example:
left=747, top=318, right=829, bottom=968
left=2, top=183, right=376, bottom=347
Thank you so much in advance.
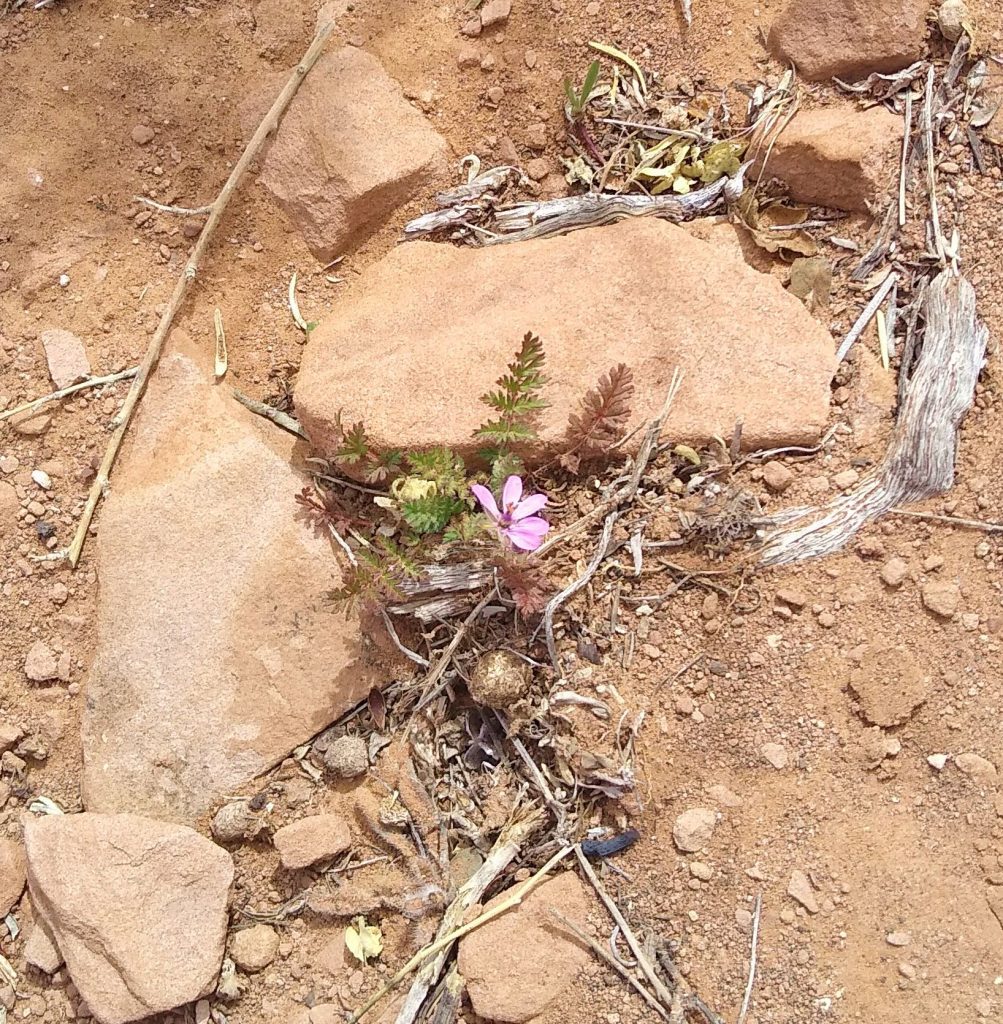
left=323, top=735, right=369, bottom=778
left=673, top=807, right=717, bottom=852
left=469, top=650, right=532, bottom=709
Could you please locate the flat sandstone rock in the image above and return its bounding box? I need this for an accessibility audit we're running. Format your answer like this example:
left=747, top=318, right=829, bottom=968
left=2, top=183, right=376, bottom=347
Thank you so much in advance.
left=246, top=46, right=449, bottom=260
left=768, top=0, right=928, bottom=82
left=295, top=219, right=836, bottom=459
left=82, top=334, right=379, bottom=821
left=25, top=813, right=233, bottom=1024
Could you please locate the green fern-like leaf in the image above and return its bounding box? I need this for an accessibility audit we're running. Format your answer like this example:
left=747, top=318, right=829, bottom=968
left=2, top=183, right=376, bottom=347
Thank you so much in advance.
left=475, top=332, right=549, bottom=449
left=337, top=422, right=371, bottom=465
left=328, top=537, right=420, bottom=613
left=401, top=494, right=467, bottom=535
left=443, top=513, right=491, bottom=543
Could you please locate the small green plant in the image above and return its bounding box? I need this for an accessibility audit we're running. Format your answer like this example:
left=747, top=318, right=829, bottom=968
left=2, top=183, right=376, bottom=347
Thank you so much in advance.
left=328, top=537, right=420, bottom=614
left=563, top=59, right=601, bottom=120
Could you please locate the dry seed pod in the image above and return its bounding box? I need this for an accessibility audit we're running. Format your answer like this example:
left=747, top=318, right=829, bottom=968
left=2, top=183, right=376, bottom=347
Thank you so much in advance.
left=468, top=650, right=531, bottom=709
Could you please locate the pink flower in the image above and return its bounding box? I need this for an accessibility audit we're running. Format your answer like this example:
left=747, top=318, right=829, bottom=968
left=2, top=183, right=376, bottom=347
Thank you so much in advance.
left=471, top=475, right=550, bottom=552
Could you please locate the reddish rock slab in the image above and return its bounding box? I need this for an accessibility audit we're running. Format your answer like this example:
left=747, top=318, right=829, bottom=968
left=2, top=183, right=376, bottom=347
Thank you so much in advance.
left=245, top=46, right=449, bottom=261
left=295, top=219, right=836, bottom=462
left=0, top=838, right=26, bottom=916
left=768, top=0, right=928, bottom=82
left=273, top=814, right=352, bottom=870
left=25, top=813, right=232, bottom=1024
left=81, top=334, right=380, bottom=822
left=40, top=329, right=91, bottom=389
left=759, top=106, right=902, bottom=213
left=458, top=872, right=590, bottom=1023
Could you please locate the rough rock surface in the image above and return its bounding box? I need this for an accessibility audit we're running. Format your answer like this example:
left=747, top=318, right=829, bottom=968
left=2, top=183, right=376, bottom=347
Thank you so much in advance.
left=245, top=46, right=449, bottom=260
left=296, top=220, right=835, bottom=461
left=673, top=807, right=717, bottom=852
left=458, top=872, right=589, bottom=1023
left=0, top=838, right=26, bottom=916
left=273, top=814, right=352, bottom=869
left=24, top=916, right=63, bottom=974
left=759, top=106, right=902, bottom=213
left=81, top=335, right=379, bottom=821
left=768, top=0, right=928, bottom=82
left=24, top=813, right=233, bottom=1024
left=230, top=924, right=280, bottom=972
left=40, top=328, right=90, bottom=388
left=847, top=645, right=932, bottom=726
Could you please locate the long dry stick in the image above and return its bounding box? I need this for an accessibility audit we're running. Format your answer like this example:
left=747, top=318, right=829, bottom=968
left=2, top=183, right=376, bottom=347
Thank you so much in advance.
left=0, top=368, right=138, bottom=422
left=349, top=837, right=571, bottom=1024
left=736, top=893, right=763, bottom=1024
left=62, top=19, right=336, bottom=567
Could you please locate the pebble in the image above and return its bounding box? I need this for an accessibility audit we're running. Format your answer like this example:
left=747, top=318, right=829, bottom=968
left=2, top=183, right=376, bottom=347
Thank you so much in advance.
left=195, top=999, right=210, bottom=1024
left=954, top=752, right=997, bottom=779
left=735, top=908, right=753, bottom=928
left=0, top=456, right=18, bottom=474
left=762, top=460, right=794, bottom=493
left=31, top=470, right=52, bottom=490
left=818, top=611, right=836, bottom=628
left=479, top=0, right=511, bottom=27
left=938, top=0, right=969, bottom=40
left=672, top=808, right=716, bottom=853
left=921, top=580, right=960, bottom=618
left=485, top=85, right=505, bottom=105
left=760, top=742, right=788, bottom=769
left=457, top=46, right=479, bottom=68
left=832, top=468, right=859, bottom=489
left=898, top=962, right=916, bottom=979
left=460, top=16, right=482, bottom=36
left=323, top=735, right=368, bottom=778
left=230, top=924, right=279, bottom=973
left=880, top=556, right=909, bottom=588
left=524, top=49, right=537, bottom=68
left=24, top=641, right=59, bottom=682
left=886, top=930, right=911, bottom=947
left=787, top=870, right=819, bottom=914
left=131, top=124, right=155, bottom=146
left=927, top=753, right=949, bottom=770
left=526, top=157, right=549, bottom=181
left=211, top=801, right=263, bottom=842
left=689, top=861, right=713, bottom=881
left=775, top=588, right=807, bottom=609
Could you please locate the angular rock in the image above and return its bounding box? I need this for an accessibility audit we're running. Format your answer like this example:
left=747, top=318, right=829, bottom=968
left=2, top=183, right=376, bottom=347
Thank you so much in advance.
left=295, top=220, right=836, bottom=462
left=761, top=742, right=789, bottom=769
left=24, top=916, right=63, bottom=974
left=458, top=873, right=589, bottom=1023
left=921, top=580, right=961, bottom=619
left=673, top=807, right=717, bottom=852
left=480, top=0, right=511, bottom=28
left=787, top=869, right=819, bottom=913
left=762, top=460, right=795, bottom=493
left=24, top=641, right=58, bottom=683
left=768, top=0, right=928, bottom=82
left=40, top=329, right=90, bottom=389
left=273, top=814, right=352, bottom=869
left=24, top=813, right=233, bottom=1024
left=847, top=645, right=931, bottom=726
left=758, top=106, right=902, bottom=213
left=954, top=752, right=997, bottom=780
left=81, top=336, right=379, bottom=821
left=0, top=839, right=26, bottom=917
left=245, top=47, right=449, bottom=260
left=880, top=556, right=909, bottom=588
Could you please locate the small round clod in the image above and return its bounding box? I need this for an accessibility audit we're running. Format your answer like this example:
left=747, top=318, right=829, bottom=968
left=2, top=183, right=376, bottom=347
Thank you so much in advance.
left=323, top=735, right=369, bottom=778
left=211, top=801, right=260, bottom=843
left=937, top=0, right=969, bottom=41
left=468, top=650, right=532, bottom=709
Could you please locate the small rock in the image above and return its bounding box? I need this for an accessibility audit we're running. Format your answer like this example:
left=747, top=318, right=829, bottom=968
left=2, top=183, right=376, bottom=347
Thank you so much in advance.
left=131, top=124, right=155, bottom=145
left=848, top=645, right=930, bottom=726
left=24, top=918, right=63, bottom=974
left=775, top=588, right=807, bottom=610
left=230, top=924, right=279, bottom=973
left=468, top=650, right=531, bottom=709
left=457, top=46, right=480, bottom=68
left=735, top=908, right=753, bottom=928
left=923, top=554, right=944, bottom=572
left=761, top=742, right=789, bottom=769
left=898, top=962, right=916, bottom=979
left=886, top=930, right=911, bottom=947
left=787, top=869, right=819, bottom=914
left=31, top=470, right=52, bottom=490
left=315, top=934, right=346, bottom=976
left=0, top=456, right=18, bottom=474
left=524, top=49, right=538, bottom=69
left=672, top=808, right=716, bottom=853
left=880, top=556, right=909, bottom=588
left=10, top=412, right=51, bottom=436
left=485, top=85, right=505, bottom=105
left=310, top=1006, right=340, bottom=1024
left=0, top=839, right=26, bottom=916
left=927, top=753, right=949, bottom=770
left=273, top=814, right=352, bottom=869
left=937, top=0, right=969, bottom=40
left=954, top=752, right=997, bottom=779
left=479, top=0, right=511, bottom=28
left=832, top=468, right=859, bottom=489
left=524, top=122, right=547, bottom=151
left=921, top=580, right=960, bottom=619
left=211, top=801, right=264, bottom=843
left=323, top=735, right=369, bottom=778
left=706, top=784, right=743, bottom=808
left=460, top=16, right=482, bottom=37
left=24, top=641, right=59, bottom=683
left=0, top=724, right=23, bottom=753
left=195, top=998, right=210, bottom=1024
left=526, top=157, right=550, bottom=180
left=762, top=460, right=794, bottom=493
left=689, top=861, right=713, bottom=881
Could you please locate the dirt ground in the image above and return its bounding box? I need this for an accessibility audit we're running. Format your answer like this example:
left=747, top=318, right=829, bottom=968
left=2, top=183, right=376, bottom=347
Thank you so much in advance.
left=3, top=1, right=1003, bottom=1023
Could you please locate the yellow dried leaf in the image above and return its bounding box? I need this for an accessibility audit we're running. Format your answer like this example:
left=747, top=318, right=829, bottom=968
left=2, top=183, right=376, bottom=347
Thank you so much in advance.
left=673, top=444, right=701, bottom=465
left=345, top=917, right=383, bottom=965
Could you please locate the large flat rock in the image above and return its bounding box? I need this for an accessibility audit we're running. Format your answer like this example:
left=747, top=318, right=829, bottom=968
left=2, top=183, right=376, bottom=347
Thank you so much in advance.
left=295, top=219, right=836, bottom=459
left=82, top=335, right=379, bottom=821
left=25, top=813, right=232, bottom=1024
left=768, top=0, right=928, bottom=82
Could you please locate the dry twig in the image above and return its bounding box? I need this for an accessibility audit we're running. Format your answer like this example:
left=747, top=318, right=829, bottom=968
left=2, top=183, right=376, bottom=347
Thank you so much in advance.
left=231, top=390, right=308, bottom=440
left=0, top=368, right=138, bottom=423
left=736, top=893, right=763, bottom=1024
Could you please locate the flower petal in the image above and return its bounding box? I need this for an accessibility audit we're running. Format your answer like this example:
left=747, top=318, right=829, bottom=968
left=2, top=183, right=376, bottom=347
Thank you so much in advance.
left=511, top=493, right=547, bottom=520
left=470, top=483, right=500, bottom=522
left=501, top=475, right=523, bottom=510
left=504, top=516, right=550, bottom=551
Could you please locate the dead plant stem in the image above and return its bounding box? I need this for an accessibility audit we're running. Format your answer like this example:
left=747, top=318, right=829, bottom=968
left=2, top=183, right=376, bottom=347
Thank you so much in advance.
left=0, top=367, right=138, bottom=422
left=736, top=893, right=763, bottom=1024
left=62, top=18, right=336, bottom=567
